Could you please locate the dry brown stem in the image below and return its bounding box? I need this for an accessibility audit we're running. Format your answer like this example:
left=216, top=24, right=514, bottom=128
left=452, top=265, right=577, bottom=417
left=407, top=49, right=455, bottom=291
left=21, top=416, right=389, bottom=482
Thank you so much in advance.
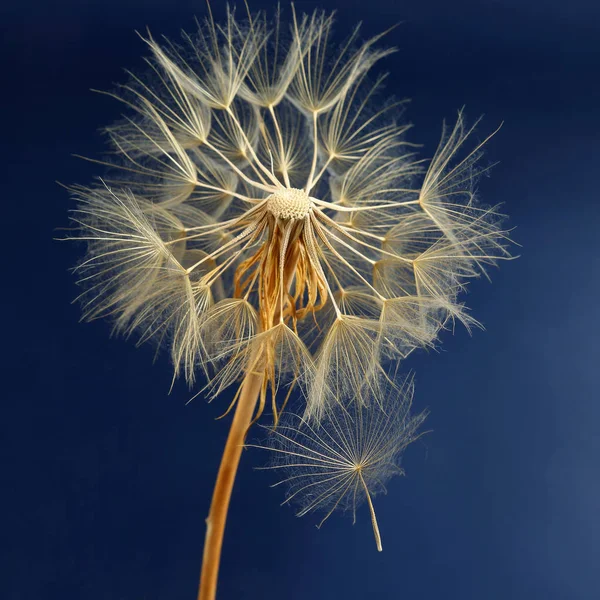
left=197, top=367, right=263, bottom=600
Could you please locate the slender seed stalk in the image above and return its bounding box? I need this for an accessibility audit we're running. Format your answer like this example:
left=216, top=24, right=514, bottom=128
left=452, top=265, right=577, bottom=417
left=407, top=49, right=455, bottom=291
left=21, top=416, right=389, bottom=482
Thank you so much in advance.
left=305, top=111, right=320, bottom=193
left=359, top=471, right=382, bottom=552
left=197, top=367, right=263, bottom=600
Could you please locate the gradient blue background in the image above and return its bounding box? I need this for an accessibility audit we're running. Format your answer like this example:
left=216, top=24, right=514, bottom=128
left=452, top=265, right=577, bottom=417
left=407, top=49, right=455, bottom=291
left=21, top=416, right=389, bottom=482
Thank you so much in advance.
left=2, top=0, right=599, bottom=598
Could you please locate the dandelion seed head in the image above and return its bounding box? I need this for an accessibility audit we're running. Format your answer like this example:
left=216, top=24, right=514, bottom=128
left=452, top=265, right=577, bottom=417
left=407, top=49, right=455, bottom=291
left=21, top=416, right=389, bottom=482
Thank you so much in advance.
left=68, top=4, right=512, bottom=421
left=266, top=188, right=312, bottom=220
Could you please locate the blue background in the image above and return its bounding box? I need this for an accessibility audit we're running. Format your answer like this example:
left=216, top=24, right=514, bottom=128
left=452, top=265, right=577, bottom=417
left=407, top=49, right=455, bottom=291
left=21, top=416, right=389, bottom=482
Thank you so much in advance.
left=2, top=0, right=599, bottom=598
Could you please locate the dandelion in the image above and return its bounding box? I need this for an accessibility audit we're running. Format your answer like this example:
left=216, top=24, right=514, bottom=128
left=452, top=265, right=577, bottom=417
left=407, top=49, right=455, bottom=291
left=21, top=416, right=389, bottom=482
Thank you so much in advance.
left=251, top=375, right=426, bottom=551
left=67, top=4, right=511, bottom=600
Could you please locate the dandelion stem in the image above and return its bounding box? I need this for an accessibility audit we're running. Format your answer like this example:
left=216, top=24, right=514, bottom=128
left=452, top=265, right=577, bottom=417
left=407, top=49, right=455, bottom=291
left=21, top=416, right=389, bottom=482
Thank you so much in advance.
left=197, top=366, right=263, bottom=600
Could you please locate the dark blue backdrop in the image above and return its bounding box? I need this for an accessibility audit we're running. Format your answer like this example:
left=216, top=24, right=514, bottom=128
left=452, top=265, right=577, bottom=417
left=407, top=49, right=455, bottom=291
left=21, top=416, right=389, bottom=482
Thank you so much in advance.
left=2, top=1, right=599, bottom=599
